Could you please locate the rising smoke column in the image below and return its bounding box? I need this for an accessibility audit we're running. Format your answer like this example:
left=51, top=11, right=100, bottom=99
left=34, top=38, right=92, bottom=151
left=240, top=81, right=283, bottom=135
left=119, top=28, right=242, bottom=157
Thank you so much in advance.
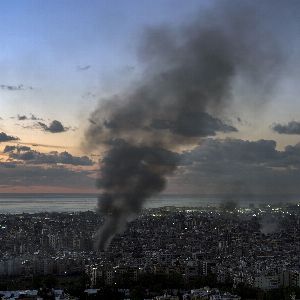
left=85, top=1, right=283, bottom=250
left=94, top=141, right=180, bottom=249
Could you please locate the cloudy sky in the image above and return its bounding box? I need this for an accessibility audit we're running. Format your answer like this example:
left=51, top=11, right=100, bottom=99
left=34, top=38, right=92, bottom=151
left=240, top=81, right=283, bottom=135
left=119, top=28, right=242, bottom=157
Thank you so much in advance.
left=1, top=0, right=300, bottom=194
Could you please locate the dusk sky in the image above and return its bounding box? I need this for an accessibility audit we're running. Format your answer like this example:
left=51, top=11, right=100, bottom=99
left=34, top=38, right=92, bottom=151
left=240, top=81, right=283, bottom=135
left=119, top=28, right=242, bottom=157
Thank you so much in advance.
left=1, top=0, right=300, bottom=194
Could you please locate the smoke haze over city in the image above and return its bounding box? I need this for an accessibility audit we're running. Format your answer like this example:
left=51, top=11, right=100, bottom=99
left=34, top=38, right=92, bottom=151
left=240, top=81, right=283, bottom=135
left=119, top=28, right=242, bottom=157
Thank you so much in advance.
left=83, top=0, right=299, bottom=249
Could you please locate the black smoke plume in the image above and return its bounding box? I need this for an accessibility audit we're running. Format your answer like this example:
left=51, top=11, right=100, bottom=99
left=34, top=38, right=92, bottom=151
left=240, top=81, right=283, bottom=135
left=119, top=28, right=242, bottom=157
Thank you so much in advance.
left=94, top=140, right=180, bottom=249
left=85, top=1, right=284, bottom=250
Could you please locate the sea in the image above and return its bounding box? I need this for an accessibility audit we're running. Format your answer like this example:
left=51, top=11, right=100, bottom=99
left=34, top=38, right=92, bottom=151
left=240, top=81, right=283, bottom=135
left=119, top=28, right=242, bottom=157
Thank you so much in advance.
left=0, top=194, right=299, bottom=214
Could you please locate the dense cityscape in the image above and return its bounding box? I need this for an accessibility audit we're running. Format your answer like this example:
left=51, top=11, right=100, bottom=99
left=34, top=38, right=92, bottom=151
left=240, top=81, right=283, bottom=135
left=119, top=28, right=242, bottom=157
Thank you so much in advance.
left=0, top=203, right=300, bottom=299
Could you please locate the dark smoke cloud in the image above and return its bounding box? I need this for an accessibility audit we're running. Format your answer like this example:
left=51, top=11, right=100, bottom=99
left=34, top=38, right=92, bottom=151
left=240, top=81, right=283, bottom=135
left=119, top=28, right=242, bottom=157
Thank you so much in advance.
left=95, top=140, right=179, bottom=249
left=259, top=215, right=280, bottom=235
left=272, top=121, right=300, bottom=135
left=219, top=199, right=238, bottom=212
left=85, top=1, right=285, bottom=250
left=150, top=112, right=237, bottom=137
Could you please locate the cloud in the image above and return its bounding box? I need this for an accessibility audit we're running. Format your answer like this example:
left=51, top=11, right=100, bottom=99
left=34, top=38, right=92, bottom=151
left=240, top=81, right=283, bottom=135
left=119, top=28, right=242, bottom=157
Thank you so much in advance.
left=272, top=121, right=300, bottom=135
left=17, top=114, right=43, bottom=121
left=174, top=138, right=300, bottom=195
left=30, top=114, right=41, bottom=121
left=4, top=146, right=94, bottom=166
left=77, top=65, right=91, bottom=71
left=17, top=115, right=27, bottom=121
left=0, top=162, right=17, bottom=168
left=0, top=163, right=94, bottom=188
left=0, top=132, right=19, bottom=142
left=82, top=92, right=97, bottom=100
left=18, top=142, right=70, bottom=150
left=3, top=145, right=30, bottom=153
left=38, top=120, right=68, bottom=133
left=0, top=84, right=33, bottom=91
left=181, top=139, right=278, bottom=165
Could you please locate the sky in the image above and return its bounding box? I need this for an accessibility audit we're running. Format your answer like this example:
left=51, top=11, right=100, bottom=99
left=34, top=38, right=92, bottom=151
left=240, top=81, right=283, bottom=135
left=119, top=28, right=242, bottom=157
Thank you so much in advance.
left=1, top=0, right=300, bottom=195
